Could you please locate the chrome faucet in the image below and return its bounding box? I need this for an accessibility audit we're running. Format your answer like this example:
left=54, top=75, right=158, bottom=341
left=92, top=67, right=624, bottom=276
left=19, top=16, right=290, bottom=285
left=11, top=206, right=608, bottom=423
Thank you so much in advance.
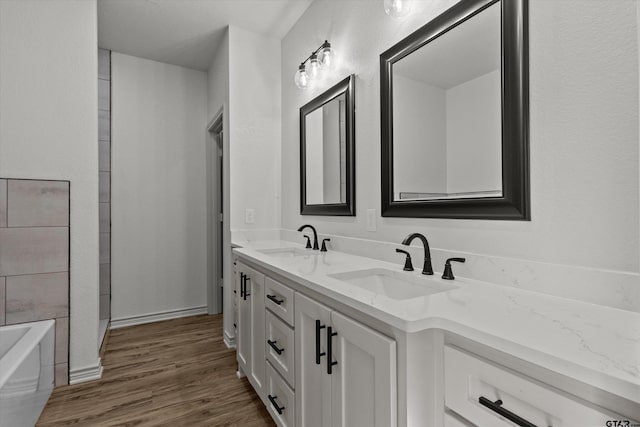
left=401, top=233, right=433, bottom=275
left=297, top=224, right=319, bottom=250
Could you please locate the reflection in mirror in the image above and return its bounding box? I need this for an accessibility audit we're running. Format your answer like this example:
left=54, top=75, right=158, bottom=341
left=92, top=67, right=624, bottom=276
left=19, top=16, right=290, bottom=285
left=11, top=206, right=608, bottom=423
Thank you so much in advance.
left=305, top=93, right=347, bottom=205
left=300, top=74, right=355, bottom=216
left=393, top=2, right=501, bottom=201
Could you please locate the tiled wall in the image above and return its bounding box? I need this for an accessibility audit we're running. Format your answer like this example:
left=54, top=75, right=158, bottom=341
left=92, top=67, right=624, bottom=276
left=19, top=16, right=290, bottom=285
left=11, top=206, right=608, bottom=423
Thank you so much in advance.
left=0, top=179, right=70, bottom=386
left=98, top=48, right=111, bottom=334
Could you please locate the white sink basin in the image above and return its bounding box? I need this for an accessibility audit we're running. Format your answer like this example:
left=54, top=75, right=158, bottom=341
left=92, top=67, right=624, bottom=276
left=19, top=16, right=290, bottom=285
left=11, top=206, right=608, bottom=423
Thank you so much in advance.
left=329, top=268, right=457, bottom=300
left=257, top=247, right=317, bottom=258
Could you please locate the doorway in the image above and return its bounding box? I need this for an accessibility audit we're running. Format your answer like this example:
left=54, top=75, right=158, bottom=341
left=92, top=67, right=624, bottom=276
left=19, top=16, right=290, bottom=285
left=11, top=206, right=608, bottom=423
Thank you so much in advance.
left=207, top=111, right=224, bottom=314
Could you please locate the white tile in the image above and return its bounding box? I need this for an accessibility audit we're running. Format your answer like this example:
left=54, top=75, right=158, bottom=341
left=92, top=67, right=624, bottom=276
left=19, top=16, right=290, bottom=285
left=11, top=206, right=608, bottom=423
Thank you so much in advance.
left=99, top=110, right=111, bottom=142
left=98, top=49, right=111, bottom=80
left=0, top=227, right=69, bottom=276
left=99, top=172, right=110, bottom=202
left=98, top=79, right=110, bottom=111
left=55, top=317, right=69, bottom=364
left=0, top=180, right=6, bottom=227
left=7, top=180, right=69, bottom=227
left=5, top=272, right=69, bottom=324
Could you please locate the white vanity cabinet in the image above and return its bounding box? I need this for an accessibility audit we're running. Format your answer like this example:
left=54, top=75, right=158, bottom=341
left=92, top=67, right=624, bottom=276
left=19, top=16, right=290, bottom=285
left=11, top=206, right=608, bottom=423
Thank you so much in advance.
left=236, top=262, right=266, bottom=401
left=233, top=250, right=640, bottom=427
left=442, top=343, right=640, bottom=427
left=295, top=293, right=397, bottom=427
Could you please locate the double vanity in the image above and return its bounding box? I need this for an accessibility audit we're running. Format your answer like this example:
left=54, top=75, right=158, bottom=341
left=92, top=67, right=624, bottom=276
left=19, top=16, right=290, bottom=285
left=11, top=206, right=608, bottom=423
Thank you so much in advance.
left=231, top=233, right=640, bottom=427
left=233, top=0, right=640, bottom=425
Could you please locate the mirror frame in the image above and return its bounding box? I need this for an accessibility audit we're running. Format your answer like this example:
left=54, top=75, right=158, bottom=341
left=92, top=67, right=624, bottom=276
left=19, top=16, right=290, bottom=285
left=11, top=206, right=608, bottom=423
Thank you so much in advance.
left=380, top=0, right=529, bottom=220
left=300, top=74, right=356, bottom=216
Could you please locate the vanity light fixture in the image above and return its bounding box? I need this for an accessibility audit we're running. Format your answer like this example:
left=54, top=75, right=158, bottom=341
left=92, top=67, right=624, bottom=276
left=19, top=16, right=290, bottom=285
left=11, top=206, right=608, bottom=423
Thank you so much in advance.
left=294, top=40, right=335, bottom=89
left=384, top=0, right=412, bottom=17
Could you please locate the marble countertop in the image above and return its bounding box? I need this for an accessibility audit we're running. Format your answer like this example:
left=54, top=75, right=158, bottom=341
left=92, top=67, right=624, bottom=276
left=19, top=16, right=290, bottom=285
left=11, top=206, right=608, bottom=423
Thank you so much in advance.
left=232, top=239, right=640, bottom=404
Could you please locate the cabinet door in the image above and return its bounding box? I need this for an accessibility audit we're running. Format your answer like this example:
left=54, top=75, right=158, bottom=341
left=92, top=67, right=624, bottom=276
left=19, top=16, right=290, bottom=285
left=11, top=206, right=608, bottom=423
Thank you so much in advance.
left=248, top=268, right=266, bottom=400
left=236, top=267, right=251, bottom=375
left=330, top=312, right=397, bottom=427
left=295, top=293, right=332, bottom=427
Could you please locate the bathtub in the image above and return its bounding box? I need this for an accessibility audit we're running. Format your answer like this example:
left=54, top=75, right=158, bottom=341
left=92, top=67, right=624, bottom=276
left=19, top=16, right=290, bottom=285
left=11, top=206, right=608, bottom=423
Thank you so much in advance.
left=0, top=320, right=55, bottom=427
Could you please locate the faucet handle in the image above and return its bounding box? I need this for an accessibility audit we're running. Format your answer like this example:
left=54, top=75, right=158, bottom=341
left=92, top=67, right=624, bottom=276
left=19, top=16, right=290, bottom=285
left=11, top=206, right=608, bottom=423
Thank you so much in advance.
left=303, top=235, right=312, bottom=249
left=395, top=249, right=414, bottom=271
left=321, top=238, right=331, bottom=252
left=442, top=257, right=465, bottom=280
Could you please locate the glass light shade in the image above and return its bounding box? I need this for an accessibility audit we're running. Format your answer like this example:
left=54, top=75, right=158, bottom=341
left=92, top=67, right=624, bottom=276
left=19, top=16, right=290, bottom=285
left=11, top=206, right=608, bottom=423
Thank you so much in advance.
left=294, top=65, right=309, bottom=89
left=308, top=53, right=320, bottom=78
left=384, top=0, right=412, bottom=17
left=319, top=44, right=336, bottom=69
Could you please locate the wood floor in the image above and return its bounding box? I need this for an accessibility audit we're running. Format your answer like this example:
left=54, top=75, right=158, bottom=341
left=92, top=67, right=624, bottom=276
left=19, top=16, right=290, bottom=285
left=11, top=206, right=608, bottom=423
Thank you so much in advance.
left=37, top=315, right=275, bottom=426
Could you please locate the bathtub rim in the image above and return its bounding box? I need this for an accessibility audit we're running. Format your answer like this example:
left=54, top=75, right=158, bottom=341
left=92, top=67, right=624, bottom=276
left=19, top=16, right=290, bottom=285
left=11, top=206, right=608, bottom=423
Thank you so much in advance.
left=0, top=319, right=55, bottom=389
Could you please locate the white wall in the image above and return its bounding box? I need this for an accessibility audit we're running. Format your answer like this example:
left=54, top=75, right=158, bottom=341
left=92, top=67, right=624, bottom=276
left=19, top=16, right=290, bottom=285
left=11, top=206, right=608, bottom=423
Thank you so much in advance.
left=207, top=25, right=282, bottom=342
left=446, top=69, right=501, bottom=194
left=228, top=26, right=282, bottom=231
left=0, top=0, right=100, bottom=376
left=393, top=74, right=447, bottom=197
left=111, top=53, right=208, bottom=321
left=282, top=1, right=638, bottom=282
left=206, top=29, right=233, bottom=332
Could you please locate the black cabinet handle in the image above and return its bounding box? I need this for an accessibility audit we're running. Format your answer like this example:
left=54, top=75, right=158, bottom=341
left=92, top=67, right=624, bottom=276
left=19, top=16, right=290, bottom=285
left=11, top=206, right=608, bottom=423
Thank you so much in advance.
left=327, top=326, right=338, bottom=374
left=244, top=277, right=251, bottom=300
left=267, top=339, right=284, bottom=355
left=267, top=294, right=284, bottom=305
left=315, top=320, right=326, bottom=365
left=268, top=395, right=285, bottom=415
left=239, top=273, right=245, bottom=298
left=478, top=397, right=538, bottom=427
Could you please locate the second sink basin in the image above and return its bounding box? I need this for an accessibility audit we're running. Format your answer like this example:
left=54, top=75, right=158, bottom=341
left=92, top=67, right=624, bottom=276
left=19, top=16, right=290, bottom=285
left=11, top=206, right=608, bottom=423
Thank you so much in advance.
left=329, top=268, right=456, bottom=300
left=257, top=247, right=317, bottom=258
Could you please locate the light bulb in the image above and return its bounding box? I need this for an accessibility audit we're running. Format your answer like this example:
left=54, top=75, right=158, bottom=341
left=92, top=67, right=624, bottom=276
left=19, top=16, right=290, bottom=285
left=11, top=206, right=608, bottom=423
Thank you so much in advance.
left=294, top=64, right=309, bottom=89
left=308, top=53, right=319, bottom=78
left=318, top=41, right=336, bottom=69
left=384, top=0, right=412, bottom=18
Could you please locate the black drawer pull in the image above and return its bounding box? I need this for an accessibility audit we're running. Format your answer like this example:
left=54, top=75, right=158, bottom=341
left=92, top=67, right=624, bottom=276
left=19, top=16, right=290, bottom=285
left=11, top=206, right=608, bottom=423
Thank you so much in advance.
left=268, top=394, right=285, bottom=415
left=243, top=277, right=251, bottom=300
left=327, top=326, right=338, bottom=374
left=239, top=273, right=245, bottom=298
left=267, top=339, right=284, bottom=355
left=315, top=320, right=326, bottom=365
left=479, top=397, right=538, bottom=427
left=267, top=294, right=284, bottom=305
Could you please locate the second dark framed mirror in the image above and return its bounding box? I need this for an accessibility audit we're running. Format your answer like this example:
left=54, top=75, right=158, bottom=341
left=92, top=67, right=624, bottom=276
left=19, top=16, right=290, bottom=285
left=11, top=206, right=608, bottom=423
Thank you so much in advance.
left=300, top=75, right=355, bottom=216
left=380, top=0, right=529, bottom=220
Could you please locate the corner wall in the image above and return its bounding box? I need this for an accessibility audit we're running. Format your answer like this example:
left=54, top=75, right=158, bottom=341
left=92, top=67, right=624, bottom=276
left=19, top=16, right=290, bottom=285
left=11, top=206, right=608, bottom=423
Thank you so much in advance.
left=281, top=1, right=639, bottom=306
left=0, top=0, right=100, bottom=379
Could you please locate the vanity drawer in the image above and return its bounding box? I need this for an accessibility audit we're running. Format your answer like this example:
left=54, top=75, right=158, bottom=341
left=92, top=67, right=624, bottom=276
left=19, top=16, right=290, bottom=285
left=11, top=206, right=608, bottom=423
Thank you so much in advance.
left=444, top=411, right=475, bottom=427
left=265, top=277, right=295, bottom=326
left=266, top=310, right=295, bottom=387
left=444, top=345, right=626, bottom=427
left=266, top=361, right=295, bottom=427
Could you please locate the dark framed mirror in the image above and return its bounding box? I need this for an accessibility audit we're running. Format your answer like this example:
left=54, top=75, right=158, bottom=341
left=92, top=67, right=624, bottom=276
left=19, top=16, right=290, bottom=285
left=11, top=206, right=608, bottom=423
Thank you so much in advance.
left=300, top=74, right=355, bottom=216
left=380, top=0, right=529, bottom=220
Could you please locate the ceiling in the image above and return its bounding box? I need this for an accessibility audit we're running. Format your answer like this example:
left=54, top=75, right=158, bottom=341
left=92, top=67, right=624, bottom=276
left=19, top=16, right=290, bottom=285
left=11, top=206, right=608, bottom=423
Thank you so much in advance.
left=98, top=0, right=314, bottom=71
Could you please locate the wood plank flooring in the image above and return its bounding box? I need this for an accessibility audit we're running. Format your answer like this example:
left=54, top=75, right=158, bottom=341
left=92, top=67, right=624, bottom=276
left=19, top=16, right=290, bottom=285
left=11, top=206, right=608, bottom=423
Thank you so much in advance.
left=37, top=314, right=275, bottom=426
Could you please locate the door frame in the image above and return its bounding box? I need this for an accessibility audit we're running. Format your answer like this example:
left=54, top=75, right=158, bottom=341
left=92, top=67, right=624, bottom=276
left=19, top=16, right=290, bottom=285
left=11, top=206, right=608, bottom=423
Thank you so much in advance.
left=207, top=108, right=224, bottom=315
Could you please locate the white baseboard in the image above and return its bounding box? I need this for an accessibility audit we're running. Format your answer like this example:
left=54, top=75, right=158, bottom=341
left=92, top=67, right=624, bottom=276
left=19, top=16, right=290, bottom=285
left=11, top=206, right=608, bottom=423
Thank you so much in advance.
left=110, top=306, right=208, bottom=329
left=70, top=358, right=103, bottom=384
left=224, top=331, right=236, bottom=349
